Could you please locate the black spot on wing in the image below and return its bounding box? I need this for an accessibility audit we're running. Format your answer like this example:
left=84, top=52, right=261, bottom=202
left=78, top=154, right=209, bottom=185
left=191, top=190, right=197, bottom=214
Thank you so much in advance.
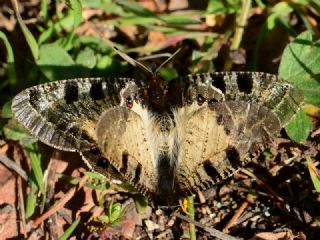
left=64, top=82, right=79, bottom=103
left=216, top=114, right=224, bottom=125
left=132, top=163, right=142, bottom=184
left=211, top=73, right=226, bottom=93
left=199, top=73, right=205, bottom=82
left=203, top=160, right=222, bottom=183
left=97, top=157, right=109, bottom=168
left=226, top=146, right=242, bottom=169
left=80, top=131, right=95, bottom=145
left=191, top=74, right=197, bottom=81
left=224, top=127, right=231, bottom=135
left=68, top=125, right=82, bottom=138
left=89, top=146, right=101, bottom=155
left=120, top=152, right=129, bottom=174
left=29, top=88, right=39, bottom=109
left=90, top=82, right=105, bottom=100
left=47, top=110, right=65, bottom=129
left=236, top=74, right=253, bottom=94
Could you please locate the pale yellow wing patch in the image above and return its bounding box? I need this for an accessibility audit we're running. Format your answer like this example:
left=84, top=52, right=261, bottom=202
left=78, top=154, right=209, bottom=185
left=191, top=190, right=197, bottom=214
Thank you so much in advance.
left=175, top=101, right=281, bottom=194
left=96, top=106, right=158, bottom=196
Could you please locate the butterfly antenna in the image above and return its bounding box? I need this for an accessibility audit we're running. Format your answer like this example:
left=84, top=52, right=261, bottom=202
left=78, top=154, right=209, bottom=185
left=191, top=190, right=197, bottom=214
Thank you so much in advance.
left=154, top=47, right=183, bottom=74
left=105, top=39, right=153, bottom=76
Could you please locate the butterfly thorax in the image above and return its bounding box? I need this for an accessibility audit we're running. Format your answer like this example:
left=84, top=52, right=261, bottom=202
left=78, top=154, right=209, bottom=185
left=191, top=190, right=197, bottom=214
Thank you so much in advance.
left=143, top=75, right=170, bottom=113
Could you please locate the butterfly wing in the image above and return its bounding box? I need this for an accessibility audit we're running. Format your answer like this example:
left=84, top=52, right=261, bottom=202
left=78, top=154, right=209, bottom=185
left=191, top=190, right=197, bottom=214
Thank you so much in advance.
left=95, top=105, right=159, bottom=197
left=175, top=101, right=281, bottom=195
left=11, top=77, right=136, bottom=176
left=180, top=72, right=304, bottom=126
left=174, top=72, right=303, bottom=195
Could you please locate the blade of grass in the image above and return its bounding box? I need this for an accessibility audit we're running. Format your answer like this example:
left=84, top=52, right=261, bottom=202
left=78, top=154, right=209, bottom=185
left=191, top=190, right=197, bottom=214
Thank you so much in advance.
left=25, top=178, right=38, bottom=218
left=82, top=0, right=128, bottom=16
left=25, top=143, right=47, bottom=214
left=25, top=144, right=45, bottom=194
left=307, top=157, right=320, bottom=193
left=12, top=0, right=39, bottom=60
left=224, top=0, right=252, bottom=71
left=61, top=0, right=82, bottom=50
left=187, top=196, right=196, bottom=240
left=41, top=0, right=48, bottom=20
left=0, top=31, right=16, bottom=89
left=115, top=0, right=160, bottom=18
left=59, top=217, right=81, bottom=240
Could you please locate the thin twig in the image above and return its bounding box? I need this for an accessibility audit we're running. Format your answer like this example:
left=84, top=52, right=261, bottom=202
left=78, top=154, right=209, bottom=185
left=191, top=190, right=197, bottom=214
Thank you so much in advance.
left=32, top=175, right=90, bottom=228
left=174, top=213, right=239, bottom=240
left=0, top=154, right=28, bottom=181
left=241, top=169, right=284, bottom=203
left=223, top=194, right=255, bottom=233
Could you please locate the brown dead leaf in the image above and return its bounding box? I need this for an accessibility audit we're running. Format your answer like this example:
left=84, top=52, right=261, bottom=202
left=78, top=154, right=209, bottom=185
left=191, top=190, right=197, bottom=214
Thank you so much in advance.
left=118, top=25, right=139, bottom=42
left=0, top=164, right=18, bottom=239
left=168, top=0, right=188, bottom=11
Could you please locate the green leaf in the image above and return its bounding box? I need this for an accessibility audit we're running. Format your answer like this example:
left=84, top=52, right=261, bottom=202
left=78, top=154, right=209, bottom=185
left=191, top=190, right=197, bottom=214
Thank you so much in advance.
left=70, top=0, right=82, bottom=28
left=1, top=100, right=13, bottom=118
left=133, top=194, right=149, bottom=214
left=108, top=202, right=126, bottom=224
left=57, top=173, right=80, bottom=185
left=84, top=171, right=105, bottom=180
left=82, top=0, right=128, bottom=16
left=279, top=31, right=320, bottom=106
left=74, top=36, right=112, bottom=53
left=307, top=158, right=320, bottom=193
left=85, top=180, right=110, bottom=191
left=41, top=0, right=48, bottom=20
left=38, top=23, right=54, bottom=45
left=3, top=120, right=37, bottom=145
left=37, top=44, right=79, bottom=80
left=76, top=48, right=96, bottom=69
left=62, top=0, right=82, bottom=50
left=59, top=217, right=81, bottom=240
left=206, top=0, right=240, bottom=14
left=285, top=109, right=312, bottom=143
left=98, top=215, right=109, bottom=224
left=25, top=179, right=38, bottom=218
left=25, top=144, right=45, bottom=195
left=0, top=31, right=16, bottom=88
left=115, top=0, right=159, bottom=18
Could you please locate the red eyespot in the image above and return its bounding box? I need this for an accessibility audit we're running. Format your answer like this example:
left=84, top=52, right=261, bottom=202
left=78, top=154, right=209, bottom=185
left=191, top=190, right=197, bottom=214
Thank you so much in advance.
left=208, top=98, right=218, bottom=106
left=197, top=94, right=205, bottom=105
left=126, top=97, right=133, bottom=108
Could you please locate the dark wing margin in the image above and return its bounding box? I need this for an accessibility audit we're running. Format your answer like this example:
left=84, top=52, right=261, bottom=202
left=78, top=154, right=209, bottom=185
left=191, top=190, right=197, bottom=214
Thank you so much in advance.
left=178, top=71, right=304, bottom=126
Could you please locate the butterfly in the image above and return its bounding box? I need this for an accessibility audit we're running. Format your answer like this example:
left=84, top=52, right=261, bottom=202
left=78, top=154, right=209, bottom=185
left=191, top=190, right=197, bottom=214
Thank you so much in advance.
left=11, top=45, right=304, bottom=203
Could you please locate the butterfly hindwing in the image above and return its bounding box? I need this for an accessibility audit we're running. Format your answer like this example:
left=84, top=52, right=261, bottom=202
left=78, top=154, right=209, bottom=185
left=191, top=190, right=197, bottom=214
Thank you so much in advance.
left=96, top=105, right=159, bottom=196
left=175, top=101, right=281, bottom=194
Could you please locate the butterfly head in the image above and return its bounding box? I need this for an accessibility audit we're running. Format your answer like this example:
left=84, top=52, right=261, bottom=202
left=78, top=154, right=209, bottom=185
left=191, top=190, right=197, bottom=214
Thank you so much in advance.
left=143, top=74, right=170, bottom=112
